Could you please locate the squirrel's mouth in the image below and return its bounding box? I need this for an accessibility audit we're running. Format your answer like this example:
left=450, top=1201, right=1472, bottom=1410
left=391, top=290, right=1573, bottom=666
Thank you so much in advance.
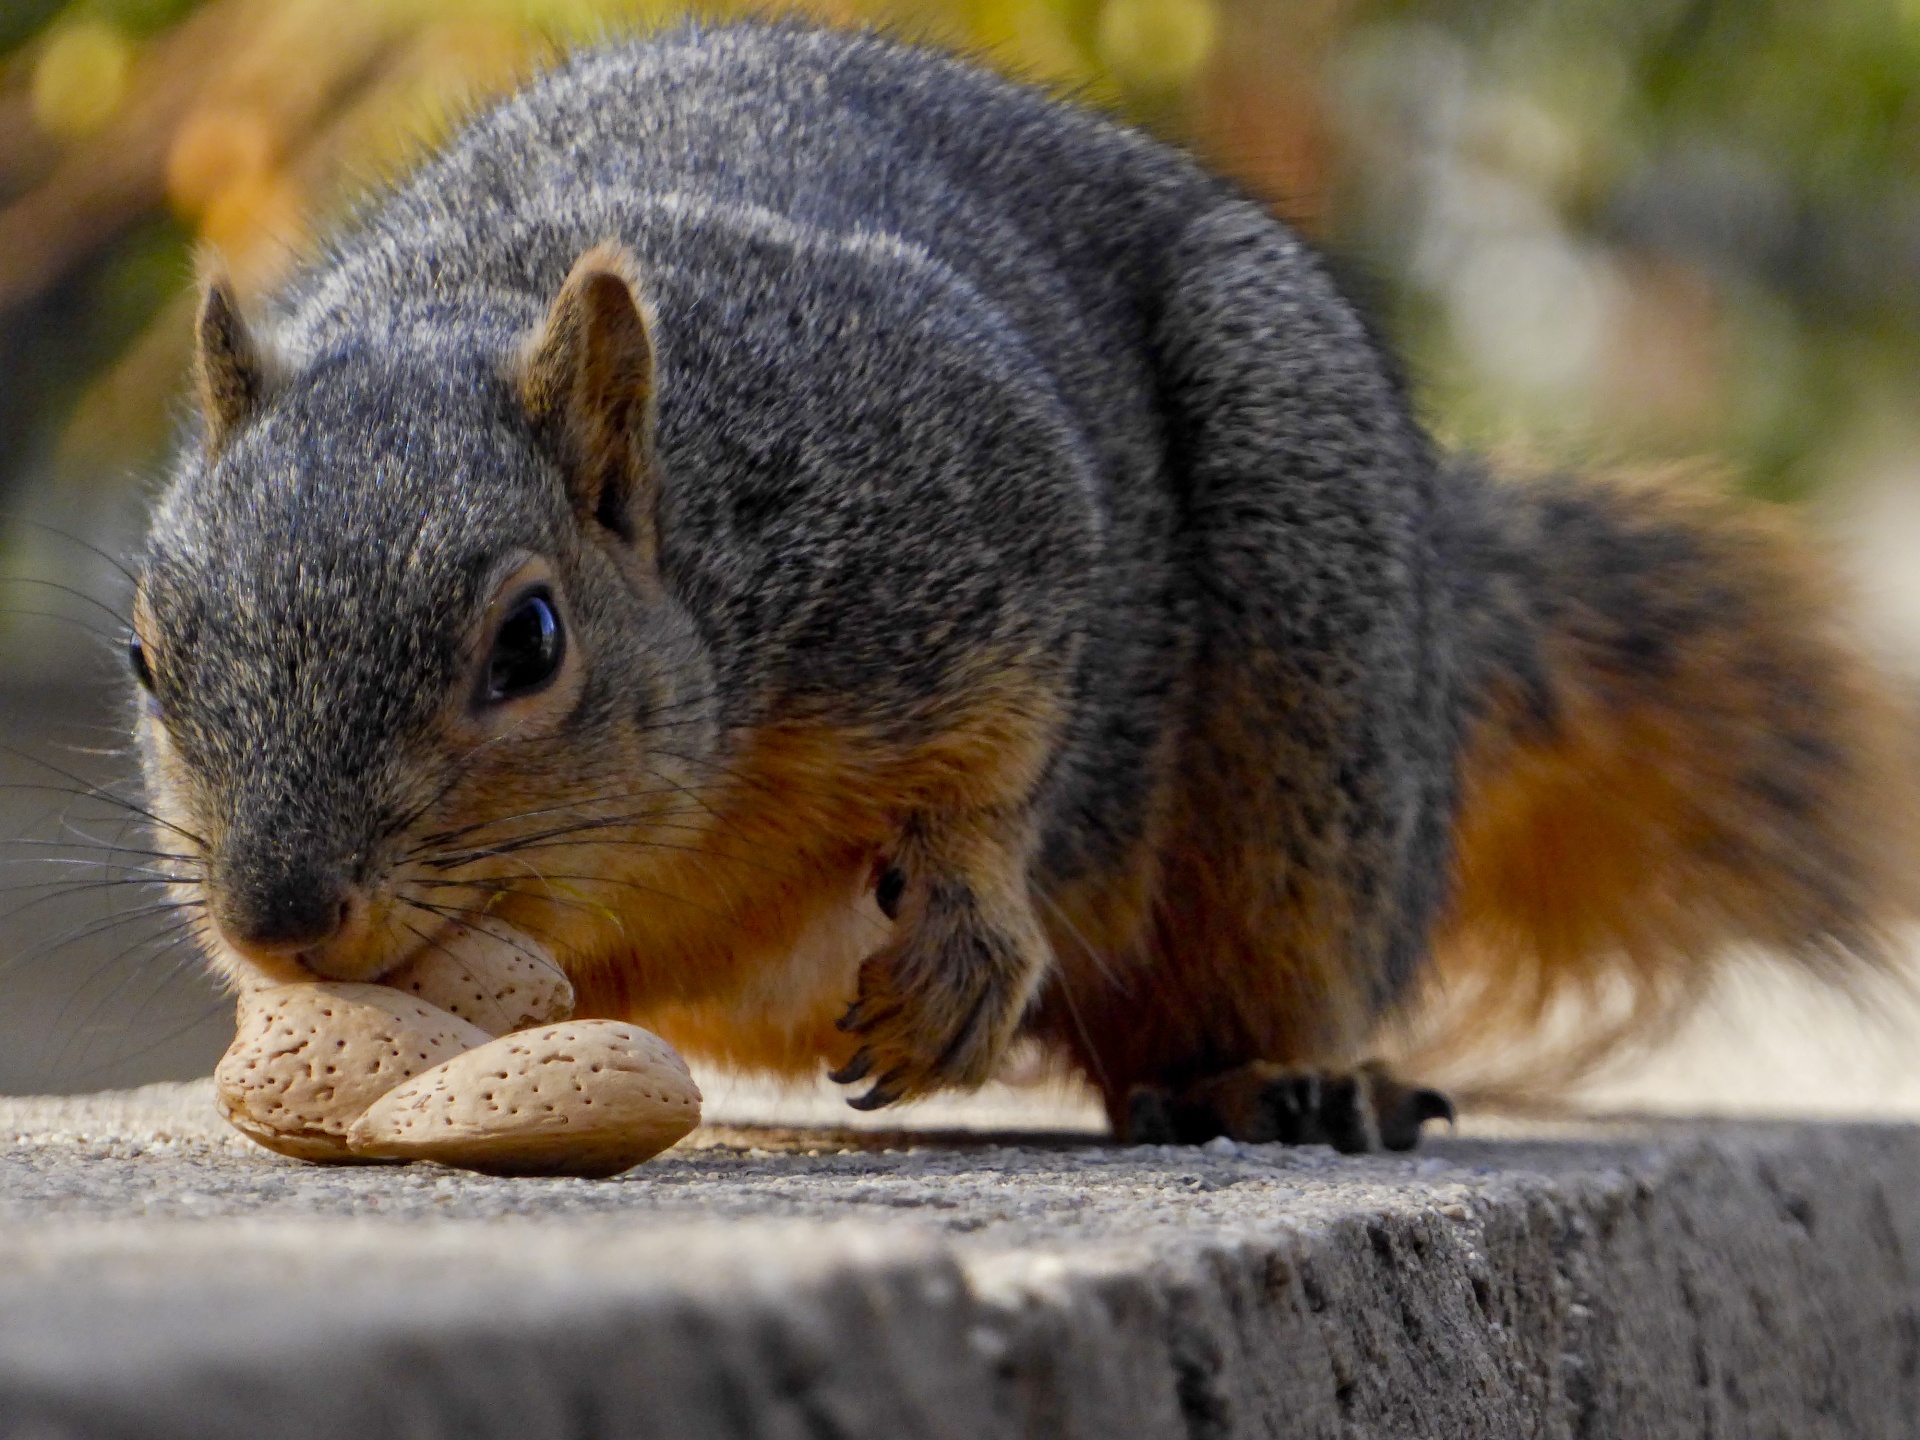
left=213, top=886, right=422, bottom=986
left=295, top=942, right=405, bottom=985
left=294, top=911, right=443, bottom=985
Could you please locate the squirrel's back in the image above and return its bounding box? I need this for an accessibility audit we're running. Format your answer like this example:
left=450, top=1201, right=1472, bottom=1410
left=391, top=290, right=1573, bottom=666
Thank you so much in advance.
left=282, top=23, right=1220, bottom=447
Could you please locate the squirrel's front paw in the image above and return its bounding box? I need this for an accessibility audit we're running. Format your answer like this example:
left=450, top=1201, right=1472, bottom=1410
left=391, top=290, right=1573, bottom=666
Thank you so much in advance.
left=830, top=864, right=1048, bottom=1109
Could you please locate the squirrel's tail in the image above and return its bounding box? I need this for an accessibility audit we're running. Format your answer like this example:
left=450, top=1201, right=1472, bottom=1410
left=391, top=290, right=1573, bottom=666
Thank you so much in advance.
left=1392, top=462, right=1920, bottom=1098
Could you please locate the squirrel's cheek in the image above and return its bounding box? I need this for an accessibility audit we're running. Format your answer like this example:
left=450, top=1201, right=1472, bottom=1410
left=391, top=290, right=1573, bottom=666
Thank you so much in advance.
left=133, top=715, right=188, bottom=812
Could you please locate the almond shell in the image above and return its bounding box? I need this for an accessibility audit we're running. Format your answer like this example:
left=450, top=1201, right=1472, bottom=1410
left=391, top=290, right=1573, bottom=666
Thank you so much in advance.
left=215, top=983, right=491, bottom=1162
left=380, top=923, right=574, bottom=1035
left=346, top=1019, right=701, bottom=1177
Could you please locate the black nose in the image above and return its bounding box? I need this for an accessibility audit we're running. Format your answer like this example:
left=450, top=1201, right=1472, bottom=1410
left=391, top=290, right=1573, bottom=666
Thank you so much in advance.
left=212, top=854, right=356, bottom=958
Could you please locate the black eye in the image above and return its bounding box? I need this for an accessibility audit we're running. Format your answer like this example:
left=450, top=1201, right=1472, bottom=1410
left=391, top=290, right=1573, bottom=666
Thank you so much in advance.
left=483, top=590, right=564, bottom=703
left=127, top=632, right=154, bottom=692
left=876, top=864, right=907, bottom=920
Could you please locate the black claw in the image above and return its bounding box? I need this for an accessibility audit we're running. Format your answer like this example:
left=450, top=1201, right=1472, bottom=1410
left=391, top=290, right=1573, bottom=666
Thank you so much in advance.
left=1183, top=1062, right=1447, bottom=1155
left=1413, top=1087, right=1456, bottom=1127
left=1285, top=1073, right=1320, bottom=1122
left=1377, top=1084, right=1456, bottom=1152
left=1125, top=1085, right=1178, bottom=1144
left=1317, top=1074, right=1377, bottom=1155
left=848, top=1082, right=902, bottom=1112
left=835, top=998, right=902, bottom=1035
left=827, top=1050, right=873, bottom=1085
left=1257, top=1073, right=1320, bottom=1146
left=848, top=1064, right=910, bottom=1111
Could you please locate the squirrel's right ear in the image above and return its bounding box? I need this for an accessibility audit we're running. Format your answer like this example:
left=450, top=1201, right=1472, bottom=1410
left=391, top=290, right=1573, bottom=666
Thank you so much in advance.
left=192, top=264, right=277, bottom=455
left=516, top=243, right=660, bottom=559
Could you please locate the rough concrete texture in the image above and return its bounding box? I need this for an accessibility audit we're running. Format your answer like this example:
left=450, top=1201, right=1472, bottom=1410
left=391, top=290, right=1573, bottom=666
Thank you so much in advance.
left=0, top=1079, right=1915, bottom=1439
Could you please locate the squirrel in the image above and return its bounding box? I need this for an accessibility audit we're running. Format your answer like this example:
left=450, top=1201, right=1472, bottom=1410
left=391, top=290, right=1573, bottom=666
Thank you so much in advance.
left=130, top=22, right=1920, bottom=1153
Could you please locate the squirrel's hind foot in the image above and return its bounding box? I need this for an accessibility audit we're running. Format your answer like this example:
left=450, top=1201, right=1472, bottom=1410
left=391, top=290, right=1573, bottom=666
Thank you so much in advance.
left=1123, top=1060, right=1453, bottom=1154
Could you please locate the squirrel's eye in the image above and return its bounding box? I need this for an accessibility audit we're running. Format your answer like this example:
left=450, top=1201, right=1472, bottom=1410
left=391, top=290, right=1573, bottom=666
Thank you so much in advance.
left=127, top=632, right=154, bottom=692
left=483, top=590, right=564, bottom=703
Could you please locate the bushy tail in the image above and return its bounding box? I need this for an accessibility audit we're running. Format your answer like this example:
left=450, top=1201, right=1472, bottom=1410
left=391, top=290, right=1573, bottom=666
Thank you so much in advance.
left=1392, top=463, right=1920, bottom=1099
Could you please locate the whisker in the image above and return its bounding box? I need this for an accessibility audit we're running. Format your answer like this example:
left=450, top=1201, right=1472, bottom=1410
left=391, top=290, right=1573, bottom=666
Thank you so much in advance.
left=393, top=894, right=567, bottom=957
left=0, top=900, right=206, bottom=978
left=404, top=813, right=735, bottom=873
left=0, top=865, right=200, bottom=891
left=411, top=870, right=711, bottom=915
left=419, top=814, right=701, bottom=868
left=400, top=881, right=610, bottom=932
left=19, top=518, right=141, bottom=591
left=379, top=730, right=521, bottom=845
left=0, top=837, right=199, bottom=863
left=68, top=977, right=230, bottom=1086
left=411, top=865, right=734, bottom=925
left=420, top=827, right=805, bottom=888
left=393, top=889, right=585, bottom=973
left=0, top=742, right=205, bottom=849
left=0, top=878, right=201, bottom=931
left=49, top=816, right=199, bottom=861
left=47, top=920, right=208, bottom=1075
left=0, top=575, right=132, bottom=628
left=38, top=913, right=205, bottom=1068
left=394, top=916, right=499, bottom=996
left=0, top=853, right=195, bottom=878
left=0, top=607, right=126, bottom=645
left=397, top=875, right=599, bottom=917
left=380, top=684, right=730, bottom=853
left=399, top=781, right=719, bottom=858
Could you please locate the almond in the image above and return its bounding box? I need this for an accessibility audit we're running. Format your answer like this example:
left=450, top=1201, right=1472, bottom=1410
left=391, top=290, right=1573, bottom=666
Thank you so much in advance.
left=347, top=1020, right=701, bottom=1177
left=215, top=983, right=491, bottom=1162
left=381, top=922, right=574, bottom=1035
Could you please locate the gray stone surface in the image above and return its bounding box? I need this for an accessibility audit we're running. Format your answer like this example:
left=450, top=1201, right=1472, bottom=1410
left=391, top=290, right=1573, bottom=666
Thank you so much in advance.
left=0, top=1082, right=1915, bottom=1438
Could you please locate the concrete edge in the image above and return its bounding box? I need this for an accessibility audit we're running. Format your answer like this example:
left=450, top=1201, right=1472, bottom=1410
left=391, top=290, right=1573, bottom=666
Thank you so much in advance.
left=0, top=1122, right=1914, bottom=1437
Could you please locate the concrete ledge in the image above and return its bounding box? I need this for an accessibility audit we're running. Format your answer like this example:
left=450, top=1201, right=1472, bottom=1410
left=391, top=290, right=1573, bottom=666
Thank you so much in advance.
left=0, top=1083, right=1915, bottom=1438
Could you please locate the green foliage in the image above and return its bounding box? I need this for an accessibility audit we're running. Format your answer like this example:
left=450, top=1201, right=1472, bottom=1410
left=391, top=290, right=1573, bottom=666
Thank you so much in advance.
left=1345, top=0, right=1920, bottom=497
left=0, top=0, right=69, bottom=52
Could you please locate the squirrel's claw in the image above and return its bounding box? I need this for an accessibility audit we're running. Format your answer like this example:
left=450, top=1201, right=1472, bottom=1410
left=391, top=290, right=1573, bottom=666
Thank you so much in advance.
left=1126, top=1060, right=1455, bottom=1153
left=834, top=932, right=1032, bottom=1106
left=1314, top=1073, right=1378, bottom=1155
left=1123, top=1085, right=1178, bottom=1144
left=1377, top=1083, right=1456, bottom=1152
left=1418, top=1087, right=1457, bottom=1125
left=848, top=1067, right=908, bottom=1111
left=827, top=1049, right=874, bottom=1085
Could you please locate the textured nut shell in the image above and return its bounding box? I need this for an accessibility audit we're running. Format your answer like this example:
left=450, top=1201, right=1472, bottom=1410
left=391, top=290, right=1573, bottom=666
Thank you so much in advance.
left=347, top=1020, right=701, bottom=1177
left=215, top=984, right=491, bottom=1162
left=381, top=924, right=574, bottom=1035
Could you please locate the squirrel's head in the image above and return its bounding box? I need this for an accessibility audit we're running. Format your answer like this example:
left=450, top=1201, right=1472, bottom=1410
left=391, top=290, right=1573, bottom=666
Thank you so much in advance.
left=134, top=245, right=716, bottom=989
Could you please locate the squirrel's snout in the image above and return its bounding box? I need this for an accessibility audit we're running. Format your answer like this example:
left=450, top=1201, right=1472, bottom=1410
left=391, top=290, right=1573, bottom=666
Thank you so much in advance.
left=210, top=859, right=371, bottom=977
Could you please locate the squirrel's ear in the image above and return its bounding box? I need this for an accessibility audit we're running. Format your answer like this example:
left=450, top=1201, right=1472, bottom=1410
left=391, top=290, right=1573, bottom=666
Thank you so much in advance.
left=192, top=265, right=276, bottom=455
left=516, top=243, right=658, bottom=554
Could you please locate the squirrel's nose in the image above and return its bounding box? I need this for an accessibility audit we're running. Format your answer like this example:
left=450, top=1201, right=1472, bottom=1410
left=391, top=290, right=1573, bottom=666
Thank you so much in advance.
left=211, top=859, right=364, bottom=966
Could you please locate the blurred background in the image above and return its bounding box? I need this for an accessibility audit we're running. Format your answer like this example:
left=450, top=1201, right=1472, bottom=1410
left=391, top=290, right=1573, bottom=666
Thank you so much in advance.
left=2, top=0, right=1919, bottom=1097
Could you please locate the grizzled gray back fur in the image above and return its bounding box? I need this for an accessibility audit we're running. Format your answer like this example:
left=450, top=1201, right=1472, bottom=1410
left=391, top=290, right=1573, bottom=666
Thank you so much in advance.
left=144, top=22, right=1468, bottom=1013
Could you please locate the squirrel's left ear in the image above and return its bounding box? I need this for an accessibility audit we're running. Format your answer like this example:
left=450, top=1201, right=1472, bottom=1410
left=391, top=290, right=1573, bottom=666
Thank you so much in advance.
left=193, top=262, right=279, bottom=455
left=516, top=243, right=659, bottom=557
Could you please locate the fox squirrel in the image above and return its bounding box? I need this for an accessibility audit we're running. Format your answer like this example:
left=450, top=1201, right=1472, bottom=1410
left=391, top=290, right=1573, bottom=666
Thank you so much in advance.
left=131, top=23, right=1920, bottom=1152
